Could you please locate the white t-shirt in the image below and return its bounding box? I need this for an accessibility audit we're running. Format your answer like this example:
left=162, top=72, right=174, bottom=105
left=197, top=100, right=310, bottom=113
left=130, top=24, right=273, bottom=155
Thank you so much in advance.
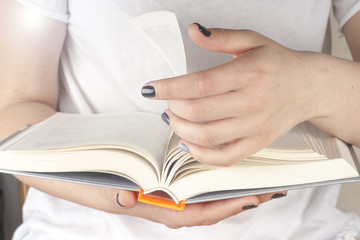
left=13, top=0, right=360, bottom=239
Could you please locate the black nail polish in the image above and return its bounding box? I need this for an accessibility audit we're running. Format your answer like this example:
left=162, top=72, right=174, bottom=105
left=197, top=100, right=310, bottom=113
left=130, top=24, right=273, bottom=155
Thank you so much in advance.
left=194, top=23, right=211, bottom=37
left=271, top=193, right=287, bottom=199
left=116, top=193, right=126, bottom=208
left=242, top=204, right=258, bottom=210
left=161, top=112, right=169, bottom=125
left=141, top=86, right=155, bottom=98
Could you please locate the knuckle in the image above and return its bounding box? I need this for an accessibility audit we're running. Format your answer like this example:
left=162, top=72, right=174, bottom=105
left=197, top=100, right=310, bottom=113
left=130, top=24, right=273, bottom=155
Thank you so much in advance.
left=246, top=64, right=266, bottom=84
left=243, top=29, right=259, bottom=39
left=217, top=28, right=232, bottom=45
left=194, top=71, right=214, bottom=96
left=197, top=129, right=216, bottom=147
left=158, top=82, right=172, bottom=99
left=184, top=101, right=203, bottom=122
left=243, top=54, right=270, bottom=82
left=248, top=59, right=275, bottom=86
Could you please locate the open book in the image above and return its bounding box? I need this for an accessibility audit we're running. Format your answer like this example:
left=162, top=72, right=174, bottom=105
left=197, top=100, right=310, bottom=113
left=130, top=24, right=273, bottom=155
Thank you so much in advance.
left=1, top=12, right=360, bottom=210
left=1, top=112, right=360, bottom=210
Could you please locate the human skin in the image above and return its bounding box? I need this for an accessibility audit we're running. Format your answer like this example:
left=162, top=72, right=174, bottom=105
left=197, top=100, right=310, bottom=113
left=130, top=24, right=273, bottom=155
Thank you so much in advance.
left=2, top=0, right=360, bottom=229
left=144, top=21, right=360, bottom=167
left=0, top=0, right=280, bottom=229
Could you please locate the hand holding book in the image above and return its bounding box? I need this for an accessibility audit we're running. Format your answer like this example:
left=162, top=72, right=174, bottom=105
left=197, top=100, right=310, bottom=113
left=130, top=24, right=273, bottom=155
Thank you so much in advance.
left=110, top=187, right=281, bottom=228
left=142, top=23, right=358, bottom=167
left=2, top=11, right=359, bottom=215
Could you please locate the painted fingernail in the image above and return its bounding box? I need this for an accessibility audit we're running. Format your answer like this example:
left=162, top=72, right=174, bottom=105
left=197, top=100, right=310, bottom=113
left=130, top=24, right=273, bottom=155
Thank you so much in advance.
left=271, top=193, right=287, bottom=199
left=141, top=86, right=155, bottom=98
left=193, top=23, right=211, bottom=37
left=242, top=204, right=258, bottom=210
left=116, top=193, right=126, bottom=208
left=179, top=143, right=189, bottom=153
left=161, top=112, right=169, bottom=125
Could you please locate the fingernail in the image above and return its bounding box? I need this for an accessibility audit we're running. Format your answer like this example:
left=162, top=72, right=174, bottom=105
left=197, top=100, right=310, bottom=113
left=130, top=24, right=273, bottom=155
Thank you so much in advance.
left=161, top=112, right=169, bottom=125
left=242, top=204, right=258, bottom=210
left=141, top=86, right=155, bottom=98
left=116, top=193, right=126, bottom=208
left=271, top=193, right=287, bottom=199
left=179, top=143, right=189, bottom=153
left=194, top=23, right=211, bottom=37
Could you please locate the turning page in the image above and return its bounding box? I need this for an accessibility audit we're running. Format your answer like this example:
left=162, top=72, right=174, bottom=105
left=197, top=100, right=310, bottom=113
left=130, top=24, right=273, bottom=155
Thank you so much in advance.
left=129, top=11, right=187, bottom=76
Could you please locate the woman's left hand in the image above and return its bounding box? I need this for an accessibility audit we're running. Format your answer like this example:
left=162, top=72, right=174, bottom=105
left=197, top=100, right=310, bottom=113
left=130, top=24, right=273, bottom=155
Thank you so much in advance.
left=142, top=24, right=344, bottom=166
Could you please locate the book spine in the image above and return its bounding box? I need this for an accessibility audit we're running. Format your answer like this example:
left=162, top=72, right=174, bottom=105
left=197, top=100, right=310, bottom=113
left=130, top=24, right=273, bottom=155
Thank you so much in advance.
left=137, top=189, right=185, bottom=211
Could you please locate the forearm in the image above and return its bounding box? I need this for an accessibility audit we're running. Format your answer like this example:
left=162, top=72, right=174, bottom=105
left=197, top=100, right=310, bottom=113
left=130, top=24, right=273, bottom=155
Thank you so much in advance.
left=307, top=10, right=360, bottom=147
left=343, top=10, right=360, bottom=62
left=0, top=102, right=55, bottom=140
left=307, top=53, right=360, bottom=147
left=1, top=103, right=128, bottom=214
left=15, top=175, right=122, bottom=214
left=0, top=102, right=125, bottom=214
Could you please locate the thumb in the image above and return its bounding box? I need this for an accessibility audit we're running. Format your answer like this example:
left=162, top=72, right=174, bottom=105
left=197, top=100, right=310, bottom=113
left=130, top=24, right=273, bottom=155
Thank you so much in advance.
left=115, top=189, right=138, bottom=209
left=188, top=23, right=269, bottom=55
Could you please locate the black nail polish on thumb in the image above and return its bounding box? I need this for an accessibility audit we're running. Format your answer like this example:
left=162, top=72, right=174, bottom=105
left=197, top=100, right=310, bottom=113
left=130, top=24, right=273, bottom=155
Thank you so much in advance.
left=194, top=23, right=211, bottom=37
left=116, top=193, right=126, bottom=208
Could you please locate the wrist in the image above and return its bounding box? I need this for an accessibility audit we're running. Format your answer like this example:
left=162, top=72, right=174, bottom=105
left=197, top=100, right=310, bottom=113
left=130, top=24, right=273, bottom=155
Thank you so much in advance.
left=305, top=53, right=360, bottom=144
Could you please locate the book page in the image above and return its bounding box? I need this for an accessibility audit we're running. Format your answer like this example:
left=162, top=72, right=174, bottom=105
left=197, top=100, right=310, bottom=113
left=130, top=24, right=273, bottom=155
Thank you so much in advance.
left=169, top=158, right=360, bottom=202
left=129, top=11, right=187, bottom=76
left=0, top=146, right=159, bottom=191
left=2, top=112, right=172, bottom=175
left=251, top=123, right=332, bottom=161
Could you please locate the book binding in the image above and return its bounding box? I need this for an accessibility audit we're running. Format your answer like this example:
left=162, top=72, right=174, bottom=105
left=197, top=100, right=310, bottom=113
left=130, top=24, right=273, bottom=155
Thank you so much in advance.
left=137, top=189, right=185, bottom=211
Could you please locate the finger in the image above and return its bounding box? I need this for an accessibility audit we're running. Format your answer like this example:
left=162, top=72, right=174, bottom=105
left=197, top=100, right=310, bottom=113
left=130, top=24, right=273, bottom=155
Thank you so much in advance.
left=179, top=136, right=270, bottom=166
left=173, top=195, right=260, bottom=227
left=114, top=189, right=138, bottom=209
left=257, top=191, right=287, bottom=204
left=270, top=191, right=288, bottom=199
left=188, top=23, right=271, bottom=55
left=142, top=57, right=249, bottom=100
left=167, top=90, right=258, bottom=122
left=166, top=111, right=261, bottom=147
left=190, top=195, right=260, bottom=224
left=126, top=195, right=260, bottom=228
